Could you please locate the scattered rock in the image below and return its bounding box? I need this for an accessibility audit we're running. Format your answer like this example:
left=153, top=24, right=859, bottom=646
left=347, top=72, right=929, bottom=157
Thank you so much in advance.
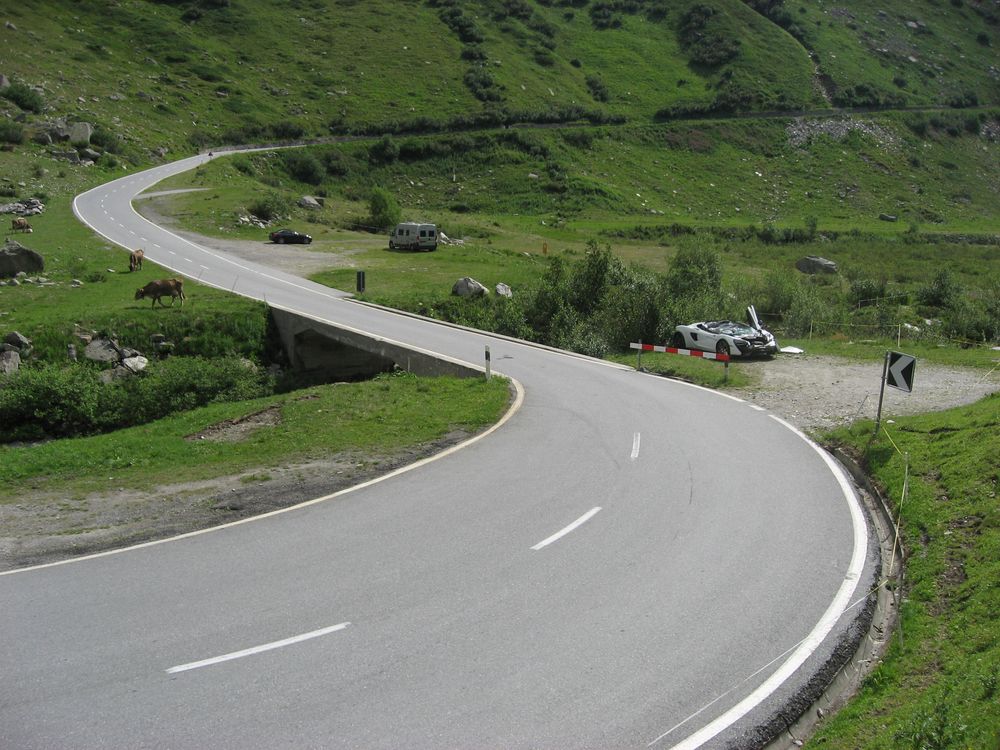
left=69, top=121, right=93, bottom=146
left=879, top=213, right=898, bottom=222
left=84, top=338, right=123, bottom=363
left=0, top=349, right=19, bottom=375
left=452, top=277, right=488, bottom=298
left=0, top=197, right=45, bottom=216
left=795, top=256, right=839, bottom=275
left=0, top=240, right=44, bottom=278
left=4, top=331, right=31, bottom=350
left=495, top=282, right=513, bottom=298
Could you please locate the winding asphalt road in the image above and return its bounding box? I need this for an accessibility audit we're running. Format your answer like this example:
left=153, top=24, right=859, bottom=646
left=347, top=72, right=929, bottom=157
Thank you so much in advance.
left=1, top=153, right=878, bottom=749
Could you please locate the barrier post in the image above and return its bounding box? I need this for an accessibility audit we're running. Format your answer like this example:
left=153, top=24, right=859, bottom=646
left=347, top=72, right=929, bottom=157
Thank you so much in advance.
left=637, top=340, right=642, bottom=370
left=874, top=350, right=889, bottom=436
left=485, top=345, right=491, bottom=381
left=724, top=359, right=729, bottom=383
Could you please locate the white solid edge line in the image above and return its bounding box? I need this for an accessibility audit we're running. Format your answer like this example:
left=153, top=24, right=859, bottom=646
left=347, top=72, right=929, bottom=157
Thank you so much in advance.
left=651, top=415, right=868, bottom=749
left=531, top=507, right=602, bottom=551
left=0, top=379, right=525, bottom=577
left=166, top=622, right=350, bottom=674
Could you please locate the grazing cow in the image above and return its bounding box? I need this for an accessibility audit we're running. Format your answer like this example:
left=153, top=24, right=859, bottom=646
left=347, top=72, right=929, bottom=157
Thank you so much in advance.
left=11, top=217, right=32, bottom=233
left=135, top=278, right=185, bottom=308
left=129, top=248, right=144, bottom=272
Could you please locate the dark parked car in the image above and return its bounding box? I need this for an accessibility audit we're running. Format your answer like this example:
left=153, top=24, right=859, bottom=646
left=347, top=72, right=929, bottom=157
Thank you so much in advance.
left=269, top=228, right=312, bottom=245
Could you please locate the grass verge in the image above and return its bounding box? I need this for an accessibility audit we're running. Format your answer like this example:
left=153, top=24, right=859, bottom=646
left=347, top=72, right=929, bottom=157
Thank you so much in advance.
left=0, top=372, right=511, bottom=502
left=812, top=394, right=1000, bottom=748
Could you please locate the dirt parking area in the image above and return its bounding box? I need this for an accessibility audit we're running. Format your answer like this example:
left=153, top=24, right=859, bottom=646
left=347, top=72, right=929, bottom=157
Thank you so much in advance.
left=3, top=224, right=998, bottom=571
left=734, top=353, right=999, bottom=432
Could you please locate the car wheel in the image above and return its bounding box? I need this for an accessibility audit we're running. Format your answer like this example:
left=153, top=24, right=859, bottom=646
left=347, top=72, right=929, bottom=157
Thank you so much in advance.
left=306, top=238, right=313, bottom=244
left=671, top=332, right=685, bottom=349
left=716, top=340, right=731, bottom=356
left=276, top=237, right=284, bottom=244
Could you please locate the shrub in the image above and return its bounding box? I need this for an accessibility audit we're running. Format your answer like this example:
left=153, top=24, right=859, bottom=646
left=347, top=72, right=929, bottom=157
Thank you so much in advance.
left=1, top=81, right=45, bottom=113
left=918, top=269, right=962, bottom=308
left=368, top=135, right=400, bottom=164
left=247, top=191, right=288, bottom=222
left=282, top=150, right=325, bottom=184
left=849, top=277, right=888, bottom=307
left=368, top=187, right=400, bottom=230
left=269, top=121, right=306, bottom=140
left=665, top=246, right=721, bottom=299
left=0, top=357, right=269, bottom=442
left=585, top=75, right=609, bottom=102
left=0, top=121, right=24, bottom=144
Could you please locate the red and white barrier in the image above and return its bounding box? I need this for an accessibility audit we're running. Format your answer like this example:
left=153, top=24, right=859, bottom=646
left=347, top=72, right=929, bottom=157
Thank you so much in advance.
left=629, top=342, right=730, bottom=362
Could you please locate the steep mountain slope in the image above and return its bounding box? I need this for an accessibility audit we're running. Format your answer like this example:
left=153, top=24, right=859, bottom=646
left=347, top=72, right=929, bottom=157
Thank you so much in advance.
left=1, top=0, right=996, bottom=160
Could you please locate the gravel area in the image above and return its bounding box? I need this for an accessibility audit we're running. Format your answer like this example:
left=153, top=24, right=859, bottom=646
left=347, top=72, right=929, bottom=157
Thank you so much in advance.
left=734, top=354, right=999, bottom=432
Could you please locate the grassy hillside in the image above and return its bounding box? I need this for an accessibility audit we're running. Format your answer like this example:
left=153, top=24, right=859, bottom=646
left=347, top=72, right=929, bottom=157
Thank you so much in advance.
left=1, top=0, right=996, bottom=162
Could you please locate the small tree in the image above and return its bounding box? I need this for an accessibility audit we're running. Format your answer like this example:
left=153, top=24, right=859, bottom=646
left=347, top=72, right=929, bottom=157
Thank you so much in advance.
left=368, top=187, right=400, bottom=230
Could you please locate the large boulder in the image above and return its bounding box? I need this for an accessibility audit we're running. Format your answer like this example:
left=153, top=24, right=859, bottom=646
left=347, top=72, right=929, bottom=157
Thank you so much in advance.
left=69, top=121, right=93, bottom=146
left=0, top=240, right=44, bottom=278
left=452, top=277, right=488, bottom=298
left=298, top=195, right=323, bottom=210
left=0, top=349, right=19, bottom=376
left=84, top=338, right=122, bottom=363
left=4, top=331, right=31, bottom=350
left=795, top=256, right=839, bottom=275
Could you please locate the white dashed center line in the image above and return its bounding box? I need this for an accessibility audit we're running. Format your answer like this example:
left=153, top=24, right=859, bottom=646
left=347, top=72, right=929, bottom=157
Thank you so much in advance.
left=531, top=507, right=602, bottom=551
left=166, top=622, right=351, bottom=674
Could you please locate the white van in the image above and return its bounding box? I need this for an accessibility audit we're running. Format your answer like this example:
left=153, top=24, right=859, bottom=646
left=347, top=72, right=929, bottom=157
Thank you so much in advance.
left=389, top=222, right=438, bottom=252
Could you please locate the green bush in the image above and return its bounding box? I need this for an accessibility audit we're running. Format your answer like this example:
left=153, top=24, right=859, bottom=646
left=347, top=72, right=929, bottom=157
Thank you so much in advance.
left=0, top=121, right=24, bottom=144
left=849, top=277, right=888, bottom=307
left=1, top=81, right=45, bottom=113
left=665, top=246, right=721, bottom=299
left=918, top=269, right=962, bottom=308
left=0, top=358, right=271, bottom=442
left=247, top=191, right=288, bottom=222
left=282, top=150, right=325, bottom=184
left=368, top=187, right=400, bottom=230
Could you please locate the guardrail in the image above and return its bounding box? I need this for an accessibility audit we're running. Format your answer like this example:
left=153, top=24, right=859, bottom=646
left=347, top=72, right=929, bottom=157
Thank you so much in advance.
left=629, top=341, right=731, bottom=381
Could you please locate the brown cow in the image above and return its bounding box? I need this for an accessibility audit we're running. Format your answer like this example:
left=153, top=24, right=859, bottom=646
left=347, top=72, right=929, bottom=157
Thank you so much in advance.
left=129, top=248, right=144, bottom=272
left=11, top=217, right=32, bottom=233
left=135, top=278, right=185, bottom=308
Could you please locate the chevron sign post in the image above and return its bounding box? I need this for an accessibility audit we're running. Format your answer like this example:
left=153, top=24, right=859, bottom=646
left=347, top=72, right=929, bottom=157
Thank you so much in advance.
left=874, top=351, right=917, bottom=435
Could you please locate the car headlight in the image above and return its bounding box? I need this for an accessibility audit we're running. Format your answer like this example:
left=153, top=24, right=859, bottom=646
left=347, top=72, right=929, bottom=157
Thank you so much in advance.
left=735, top=339, right=751, bottom=353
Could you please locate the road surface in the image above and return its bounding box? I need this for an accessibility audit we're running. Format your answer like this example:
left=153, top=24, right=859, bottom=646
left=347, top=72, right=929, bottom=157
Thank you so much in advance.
left=0, top=152, right=878, bottom=749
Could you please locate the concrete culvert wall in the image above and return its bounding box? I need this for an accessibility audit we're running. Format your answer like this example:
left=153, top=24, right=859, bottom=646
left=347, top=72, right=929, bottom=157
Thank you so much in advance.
left=269, top=307, right=482, bottom=381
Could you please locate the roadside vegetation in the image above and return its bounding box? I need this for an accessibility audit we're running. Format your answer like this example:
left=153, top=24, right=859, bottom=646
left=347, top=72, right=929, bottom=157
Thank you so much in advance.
left=0, top=372, right=510, bottom=502
left=814, top=396, right=1000, bottom=749
left=0, top=0, right=998, bottom=744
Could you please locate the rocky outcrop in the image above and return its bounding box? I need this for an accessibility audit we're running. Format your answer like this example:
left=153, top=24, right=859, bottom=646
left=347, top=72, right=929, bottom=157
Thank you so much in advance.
left=0, top=240, right=44, bottom=278
left=795, top=256, right=839, bottom=275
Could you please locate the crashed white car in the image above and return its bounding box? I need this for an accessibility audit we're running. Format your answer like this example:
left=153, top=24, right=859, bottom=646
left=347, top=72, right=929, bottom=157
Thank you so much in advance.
left=671, top=306, right=778, bottom=357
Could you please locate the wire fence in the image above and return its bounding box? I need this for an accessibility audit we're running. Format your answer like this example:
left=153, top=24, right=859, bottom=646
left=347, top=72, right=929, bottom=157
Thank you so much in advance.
left=758, top=314, right=1000, bottom=351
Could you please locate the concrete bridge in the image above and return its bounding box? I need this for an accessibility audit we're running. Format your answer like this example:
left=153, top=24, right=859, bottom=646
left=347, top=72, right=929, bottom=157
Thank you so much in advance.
left=269, top=307, right=482, bottom=381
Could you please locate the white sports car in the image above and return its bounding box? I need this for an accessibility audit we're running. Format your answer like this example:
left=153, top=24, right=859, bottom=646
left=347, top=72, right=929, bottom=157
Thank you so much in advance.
left=671, top=306, right=778, bottom=357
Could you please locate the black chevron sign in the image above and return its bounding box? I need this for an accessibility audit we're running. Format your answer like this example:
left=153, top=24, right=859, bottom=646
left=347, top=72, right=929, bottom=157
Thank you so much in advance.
left=886, top=351, right=916, bottom=393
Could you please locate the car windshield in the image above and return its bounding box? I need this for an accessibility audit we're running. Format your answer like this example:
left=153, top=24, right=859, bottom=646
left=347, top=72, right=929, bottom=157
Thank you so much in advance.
left=707, top=321, right=755, bottom=336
